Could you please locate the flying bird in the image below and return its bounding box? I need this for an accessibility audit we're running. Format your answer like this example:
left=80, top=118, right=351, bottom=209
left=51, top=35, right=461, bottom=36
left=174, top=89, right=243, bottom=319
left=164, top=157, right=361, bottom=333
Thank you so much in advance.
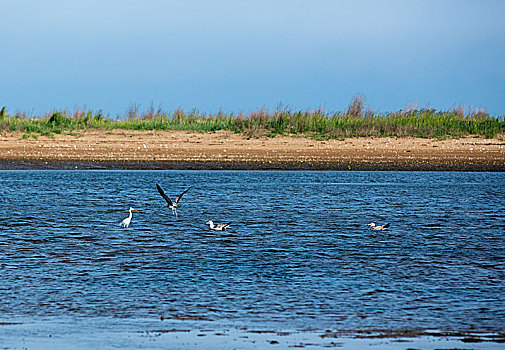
left=205, top=221, right=231, bottom=231
left=156, top=183, right=191, bottom=216
left=367, top=222, right=390, bottom=231
left=120, top=207, right=138, bottom=228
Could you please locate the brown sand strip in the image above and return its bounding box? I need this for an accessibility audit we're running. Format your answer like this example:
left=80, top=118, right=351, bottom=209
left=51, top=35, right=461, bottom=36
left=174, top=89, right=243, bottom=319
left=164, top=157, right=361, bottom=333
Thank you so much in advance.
left=1, top=130, right=504, bottom=171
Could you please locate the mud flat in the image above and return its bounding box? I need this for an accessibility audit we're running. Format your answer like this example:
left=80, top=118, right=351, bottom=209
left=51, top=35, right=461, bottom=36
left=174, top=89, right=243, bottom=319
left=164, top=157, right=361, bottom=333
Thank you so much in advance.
left=0, top=130, right=504, bottom=170
left=1, top=318, right=505, bottom=350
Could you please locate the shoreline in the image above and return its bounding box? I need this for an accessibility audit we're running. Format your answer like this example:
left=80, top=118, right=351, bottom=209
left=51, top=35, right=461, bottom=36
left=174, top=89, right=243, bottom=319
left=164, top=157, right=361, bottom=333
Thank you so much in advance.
left=1, top=160, right=504, bottom=171
left=1, top=130, right=504, bottom=171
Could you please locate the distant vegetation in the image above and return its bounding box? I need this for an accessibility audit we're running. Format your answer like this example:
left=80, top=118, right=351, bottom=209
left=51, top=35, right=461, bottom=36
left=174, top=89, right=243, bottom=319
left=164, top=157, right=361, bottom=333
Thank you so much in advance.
left=1, top=97, right=504, bottom=139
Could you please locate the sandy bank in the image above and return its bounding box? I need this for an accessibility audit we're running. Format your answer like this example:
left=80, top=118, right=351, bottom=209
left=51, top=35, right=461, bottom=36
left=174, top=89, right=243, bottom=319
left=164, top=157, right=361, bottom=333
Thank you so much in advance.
left=0, top=130, right=504, bottom=170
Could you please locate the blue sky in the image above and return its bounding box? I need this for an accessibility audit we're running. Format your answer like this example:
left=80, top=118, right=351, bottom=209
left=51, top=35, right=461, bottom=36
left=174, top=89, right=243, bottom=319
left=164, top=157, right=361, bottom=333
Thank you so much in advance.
left=1, top=0, right=504, bottom=116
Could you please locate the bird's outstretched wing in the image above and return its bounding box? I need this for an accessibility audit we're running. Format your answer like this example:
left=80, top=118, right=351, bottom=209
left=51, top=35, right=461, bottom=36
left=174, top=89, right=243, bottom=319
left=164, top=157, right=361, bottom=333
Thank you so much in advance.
left=156, top=183, right=173, bottom=206
left=174, top=186, right=192, bottom=204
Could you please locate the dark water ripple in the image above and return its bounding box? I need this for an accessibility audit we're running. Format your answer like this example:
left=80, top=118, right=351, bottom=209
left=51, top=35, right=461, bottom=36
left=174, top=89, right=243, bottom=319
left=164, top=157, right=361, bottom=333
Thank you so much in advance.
left=0, top=170, right=504, bottom=331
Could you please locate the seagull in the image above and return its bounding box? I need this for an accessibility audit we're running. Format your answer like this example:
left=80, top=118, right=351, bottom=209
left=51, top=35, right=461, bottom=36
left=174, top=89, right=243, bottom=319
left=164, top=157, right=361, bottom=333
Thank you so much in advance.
left=120, top=207, right=138, bottom=228
left=156, top=183, right=191, bottom=216
left=205, top=221, right=231, bottom=231
left=367, top=222, right=390, bottom=230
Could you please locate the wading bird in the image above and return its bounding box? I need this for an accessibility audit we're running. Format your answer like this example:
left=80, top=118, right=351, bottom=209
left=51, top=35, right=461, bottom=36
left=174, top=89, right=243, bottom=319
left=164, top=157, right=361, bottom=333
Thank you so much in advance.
left=367, top=222, right=390, bottom=230
left=205, top=221, right=231, bottom=231
left=156, top=184, right=191, bottom=216
left=120, top=207, right=138, bottom=228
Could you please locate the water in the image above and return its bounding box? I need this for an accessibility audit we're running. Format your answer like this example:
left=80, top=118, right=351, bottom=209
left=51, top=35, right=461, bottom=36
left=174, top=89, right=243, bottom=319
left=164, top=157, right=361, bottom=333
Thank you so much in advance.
left=0, top=170, right=504, bottom=334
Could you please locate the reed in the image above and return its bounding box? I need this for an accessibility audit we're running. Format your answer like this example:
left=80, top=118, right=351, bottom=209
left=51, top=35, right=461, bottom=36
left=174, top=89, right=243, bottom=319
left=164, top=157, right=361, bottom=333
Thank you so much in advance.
left=1, top=100, right=503, bottom=139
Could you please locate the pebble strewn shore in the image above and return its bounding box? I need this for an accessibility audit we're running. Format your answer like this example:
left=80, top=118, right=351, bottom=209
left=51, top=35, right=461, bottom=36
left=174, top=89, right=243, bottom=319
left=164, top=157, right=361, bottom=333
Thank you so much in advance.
left=1, top=130, right=504, bottom=170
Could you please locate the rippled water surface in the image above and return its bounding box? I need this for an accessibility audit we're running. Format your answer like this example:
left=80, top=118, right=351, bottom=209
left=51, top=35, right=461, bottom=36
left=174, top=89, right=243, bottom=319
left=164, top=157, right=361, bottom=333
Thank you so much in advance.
left=1, top=170, right=504, bottom=332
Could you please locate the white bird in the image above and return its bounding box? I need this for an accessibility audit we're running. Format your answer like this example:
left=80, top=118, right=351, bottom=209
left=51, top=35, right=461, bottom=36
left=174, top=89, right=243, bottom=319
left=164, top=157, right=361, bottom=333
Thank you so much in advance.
left=205, top=221, right=231, bottom=231
left=367, top=222, right=390, bottom=230
left=156, top=183, right=191, bottom=216
left=120, top=207, right=138, bottom=228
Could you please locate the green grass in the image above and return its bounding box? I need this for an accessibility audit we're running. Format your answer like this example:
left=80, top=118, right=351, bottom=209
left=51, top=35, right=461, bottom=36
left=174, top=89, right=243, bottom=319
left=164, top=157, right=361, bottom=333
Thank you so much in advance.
left=1, top=102, right=504, bottom=140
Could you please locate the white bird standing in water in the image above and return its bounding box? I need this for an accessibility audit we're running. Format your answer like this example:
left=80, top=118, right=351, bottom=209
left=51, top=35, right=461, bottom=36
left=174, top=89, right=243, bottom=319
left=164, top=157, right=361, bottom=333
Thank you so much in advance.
left=120, top=207, right=138, bottom=228
left=367, top=222, right=390, bottom=230
left=205, top=221, right=231, bottom=231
